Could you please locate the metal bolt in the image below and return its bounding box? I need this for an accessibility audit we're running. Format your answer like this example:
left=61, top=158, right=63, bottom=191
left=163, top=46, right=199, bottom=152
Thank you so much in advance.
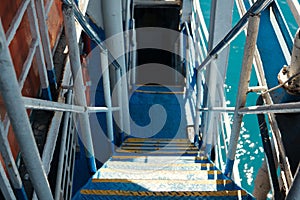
left=24, top=173, right=30, bottom=180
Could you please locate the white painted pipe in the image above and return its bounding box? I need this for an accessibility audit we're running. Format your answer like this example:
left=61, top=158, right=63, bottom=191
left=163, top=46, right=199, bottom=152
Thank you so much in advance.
left=0, top=161, right=16, bottom=200
left=194, top=69, right=202, bottom=144
left=63, top=4, right=96, bottom=173
left=0, top=21, right=53, bottom=200
left=288, top=29, right=300, bottom=85
left=35, top=0, right=55, bottom=72
left=27, top=0, right=52, bottom=100
left=225, top=15, right=260, bottom=177
left=100, top=50, right=114, bottom=144
left=22, top=96, right=119, bottom=113
left=115, top=68, right=124, bottom=134
left=0, top=122, right=26, bottom=198
left=131, top=20, right=137, bottom=87
left=54, top=90, right=72, bottom=200
left=102, top=0, right=131, bottom=135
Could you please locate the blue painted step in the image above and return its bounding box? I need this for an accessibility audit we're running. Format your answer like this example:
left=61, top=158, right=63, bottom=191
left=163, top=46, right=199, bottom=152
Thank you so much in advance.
left=84, top=179, right=238, bottom=192
left=129, top=87, right=186, bottom=139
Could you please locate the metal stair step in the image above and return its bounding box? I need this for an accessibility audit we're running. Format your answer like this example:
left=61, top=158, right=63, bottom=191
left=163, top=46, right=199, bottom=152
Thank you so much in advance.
left=110, top=155, right=210, bottom=163
left=88, top=178, right=236, bottom=191
left=119, top=145, right=199, bottom=151
left=95, top=168, right=223, bottom=180
left=124, top=138, right=191, bottom=143
left=121, top=142, right=196, bottom=147
left=114, top=150, right=200, bottom=156
left=73, top=138, right=254, bottom=200
left=79, top=189, right=251, bottom=199
left=103, top=161, right=217, bottom=171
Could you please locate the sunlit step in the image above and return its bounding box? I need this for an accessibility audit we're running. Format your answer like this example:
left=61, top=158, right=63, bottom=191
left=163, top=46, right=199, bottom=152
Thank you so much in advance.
left=79, top=189, right=249, bottom=199
left=96, top=168, right=222, bottom=180
left=89, top=179, right=235, bottom=192
left=110, top=155, right=210, bottom=163
left=104, top=161, right=216, bottom=171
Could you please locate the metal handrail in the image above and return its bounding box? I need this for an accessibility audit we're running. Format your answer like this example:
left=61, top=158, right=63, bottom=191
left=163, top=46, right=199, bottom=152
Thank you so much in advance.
left=197, top=0, right=274, bottom=71
left=236, top=0, right=293, bottom=192
left=62, top=0, right=122, bottom=71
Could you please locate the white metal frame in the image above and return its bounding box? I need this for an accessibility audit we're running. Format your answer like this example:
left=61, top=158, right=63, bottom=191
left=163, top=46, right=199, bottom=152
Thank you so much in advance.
left=0, top=19, right=53, bottom=200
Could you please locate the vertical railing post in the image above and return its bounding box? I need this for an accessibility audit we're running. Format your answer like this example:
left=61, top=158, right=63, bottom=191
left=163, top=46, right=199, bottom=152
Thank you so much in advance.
left=62, top=3, right=97, bottom=174
left=115, top=68, right=124, bottom=137
left=178, top=27, right=184, bottom=85
left=100, top=50, right=114, bottom=147
left=54, top=90, right=72, bottom=200
left=131, top=21, right=137, bottom=87
left=102, top=0, right=131, bottom=136
left=225, top=14, right=260, bottom=177
left=194, top=69, right=202, bottom=145
left=27, top=0, right=52, bottom=100
left=0, top=21, right=53, bottom=200
left=186, top=36, right=190, bottom=90
left=35, top=0, right=57, bottom=90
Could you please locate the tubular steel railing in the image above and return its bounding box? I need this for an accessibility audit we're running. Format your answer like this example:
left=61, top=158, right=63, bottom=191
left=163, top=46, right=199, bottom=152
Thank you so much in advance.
left=193, top=0, right=297, bottom=197
left=0, top=0, right=125, bottom=199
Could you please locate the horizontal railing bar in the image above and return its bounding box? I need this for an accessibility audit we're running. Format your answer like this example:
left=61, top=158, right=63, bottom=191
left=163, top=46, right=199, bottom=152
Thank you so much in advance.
left=248, top=86, right=268, bottom=93
left=199, top=107, right=235, bottom=113
left=199, top=101, right=300, bottom=114
left=88, top=106, right=120, bottom=113
left=22, top=96, right=120, bottom=113
left=239, top=102, right=300, bottom=114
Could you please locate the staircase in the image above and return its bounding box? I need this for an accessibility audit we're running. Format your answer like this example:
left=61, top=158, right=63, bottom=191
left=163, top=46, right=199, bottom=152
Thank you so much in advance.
left=73, top=138, right=254, bottom=199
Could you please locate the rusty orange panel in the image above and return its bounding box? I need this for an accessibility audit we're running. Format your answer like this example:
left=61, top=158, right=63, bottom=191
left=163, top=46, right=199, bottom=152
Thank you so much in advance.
left=0, top=0, right=64, bottom=162
left=47, top=0, right=63, bottom=49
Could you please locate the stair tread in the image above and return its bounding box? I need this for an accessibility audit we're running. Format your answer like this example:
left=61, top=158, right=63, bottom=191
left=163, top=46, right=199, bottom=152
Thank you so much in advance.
left=104, top=161, right=216, bottom=171
left=111, top=155, right=209, bottom=161
left=119, top=146, right=199, bottom=150
left=95, top=168, right=223, bottom=180
left=84, top=178, right=236, bottom=192
left=74, top=138, right=254, bottom=200
left=92, top=178, right=232, bottom=184
left=105, top=161, right=214, bottom=167
left=79, top=189, right=250, bottom=197
left=124, top=138, right=191, bottom=143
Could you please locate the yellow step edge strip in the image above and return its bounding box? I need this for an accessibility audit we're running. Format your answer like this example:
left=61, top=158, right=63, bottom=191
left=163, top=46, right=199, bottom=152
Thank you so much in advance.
left=80, top=190, right=248, bottom=197
left=120, top=146, right=198, bottom=150
left=125, top=138, right=190, bottom=143
left=122, top=143, right=194, bottom=147
left=115, top=150, right=200, bottom=154
left=91, top=179, right=232, bottom=185
left=100, top=168, right=221, bottom=175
